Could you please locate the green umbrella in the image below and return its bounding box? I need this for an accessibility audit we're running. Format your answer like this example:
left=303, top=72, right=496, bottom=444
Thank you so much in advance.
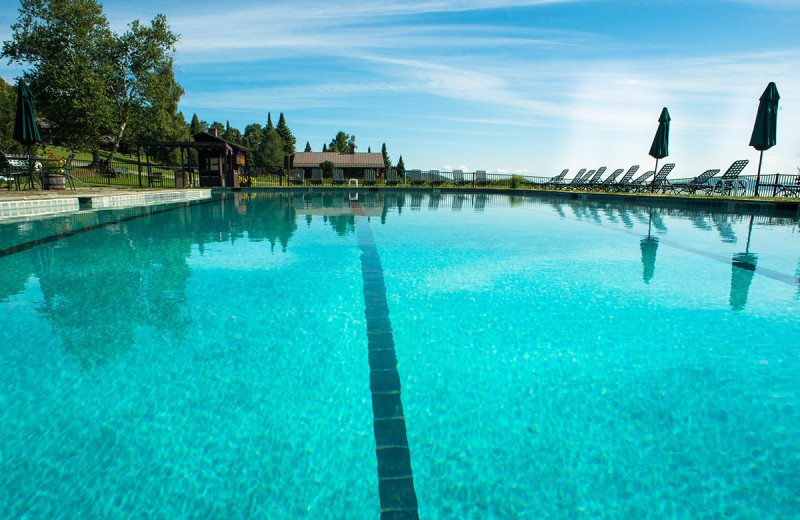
left=13, top=78, right=42, bottom=188
left=648, top=107, right=670, bottom=190
left=749, top=82, right=779, bottom=197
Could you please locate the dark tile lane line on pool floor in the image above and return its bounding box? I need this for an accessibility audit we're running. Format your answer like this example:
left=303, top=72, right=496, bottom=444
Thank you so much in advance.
left=0, top=197, right=222, bottom=260
left=352, top=201, right=420, bottom=520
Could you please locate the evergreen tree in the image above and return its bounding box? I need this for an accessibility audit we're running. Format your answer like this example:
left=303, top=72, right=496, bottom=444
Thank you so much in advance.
left=322, top=143, right=327, bottom=152
left=304, top=141, right=312, bottom=152
left=367, top=146, right=371, bottom=153
left=396, top=155, right=405, bottom=177
left=243, top=123, right=263, bottom=167
left=258, top=113, right=283, bottom=171
left=222, top=120, right=242, bottom=144
left=188, top=113, right=206, bottom=136
left=381, top=143, right=391, bottom=170
left=275, top=112, right=296, bottom=156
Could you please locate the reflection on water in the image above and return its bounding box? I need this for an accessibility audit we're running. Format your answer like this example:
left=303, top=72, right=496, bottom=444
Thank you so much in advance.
left=2, top=191, right=799, bottom=361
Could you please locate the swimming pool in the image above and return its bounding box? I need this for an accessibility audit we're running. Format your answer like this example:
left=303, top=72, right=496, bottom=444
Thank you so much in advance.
left=1, top=191, right=798, bottom=519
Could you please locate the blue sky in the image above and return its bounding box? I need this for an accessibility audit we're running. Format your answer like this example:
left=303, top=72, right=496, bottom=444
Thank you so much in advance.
left=2, top=0, right=799, bottom=177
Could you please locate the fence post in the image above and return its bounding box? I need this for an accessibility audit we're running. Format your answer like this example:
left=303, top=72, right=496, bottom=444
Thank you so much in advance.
left=773, top=173, right=779, bottom=197
left=137, top=147, right=142, bottom=188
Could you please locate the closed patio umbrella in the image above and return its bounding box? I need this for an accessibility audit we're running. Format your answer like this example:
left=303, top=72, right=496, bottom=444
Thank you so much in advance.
left=13, top=78, right=42, bottom=188
left=649, top=107, right=670, bottom=191
left=749, top=82, right=779, bottom=197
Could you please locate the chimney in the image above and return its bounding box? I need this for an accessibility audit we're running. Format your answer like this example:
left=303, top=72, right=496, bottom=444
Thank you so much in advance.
left=208, top=127, right=218, bottom=137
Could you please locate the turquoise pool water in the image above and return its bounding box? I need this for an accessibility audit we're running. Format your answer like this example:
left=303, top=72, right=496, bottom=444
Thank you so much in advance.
left=1, top=192, right=798, bottom=519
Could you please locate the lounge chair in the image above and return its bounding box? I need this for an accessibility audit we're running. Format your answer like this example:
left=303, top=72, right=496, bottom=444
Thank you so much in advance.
left=363, top=169, right=377, bottom=186
left=645, top=163, right=676, bottom=193
left=567, top=169, right=594, bottom=190
left=543, top=169, right=569, bottom=189
left=332, top=168, right=345, bottom=185
left=475, top=170, right=488, bottom=186
left=386, top=168, right=400, bottom=186
left=710, top=159, right=749, bottom=196
left=775, top=173, right=800, bottom=198
left=563, top=168, right=587, bottom=189
left=586, top=166, right=607, bottom=187
left=622, top=170, right=655, bottom=192
left=593, top=168, right=624, bottom=191
left=429, top=170, right=445, bottom=186
left=291, top=168, right=305, bottom=185
left=452, top=169, right=468, bottom=186
left=311, top=168, right=323, bottom=185
left=610, top=166, right=640, bottom=192
left=667, top=168, right=720, bottom=195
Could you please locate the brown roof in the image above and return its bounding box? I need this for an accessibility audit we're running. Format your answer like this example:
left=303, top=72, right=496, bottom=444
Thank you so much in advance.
left=292, top=152, right=385, bottom=169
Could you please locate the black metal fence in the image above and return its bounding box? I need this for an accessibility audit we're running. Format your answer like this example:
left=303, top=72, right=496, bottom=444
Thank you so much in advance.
left=63, top=160, right=800, bottom=199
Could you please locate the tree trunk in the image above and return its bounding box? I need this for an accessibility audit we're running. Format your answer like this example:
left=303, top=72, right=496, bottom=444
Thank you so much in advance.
left=90, top=149, right=101, bottom=168
left=106, top=121, right=127, bottom=164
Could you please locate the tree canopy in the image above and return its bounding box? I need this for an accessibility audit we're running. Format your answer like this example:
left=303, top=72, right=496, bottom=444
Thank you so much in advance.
left=2, top=0, right=181, bottom=161
left=328, top=131, right=356, bottom=153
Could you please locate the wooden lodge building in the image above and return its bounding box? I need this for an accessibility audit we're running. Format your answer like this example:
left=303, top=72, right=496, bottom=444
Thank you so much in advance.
left=289, top=152, right=385, bottom=179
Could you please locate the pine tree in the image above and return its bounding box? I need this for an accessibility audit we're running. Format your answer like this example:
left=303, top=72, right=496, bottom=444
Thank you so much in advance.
left=188, top=113, right=206, bottom=136
left=381, top=143, right=391, bottom=170
left=258, top=115, right=283, bottom=172
left=222, top=120, right=242, bottom=144
left=304, top=141, right=312, bottom=152
left=396, top=155, right=405, bottom=177
left=322, top=143, right=328, bottom=152
left=367, top=146, right=371, bottom=153
left=275, top=113, right=296, bottom=156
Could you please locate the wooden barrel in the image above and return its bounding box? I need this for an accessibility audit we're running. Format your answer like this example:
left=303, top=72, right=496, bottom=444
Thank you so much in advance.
left=44, top=173, right=66, bottom=190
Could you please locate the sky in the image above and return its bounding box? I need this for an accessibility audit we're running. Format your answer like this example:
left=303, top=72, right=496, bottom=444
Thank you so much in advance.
left=2, top=0, right=799, bottom=178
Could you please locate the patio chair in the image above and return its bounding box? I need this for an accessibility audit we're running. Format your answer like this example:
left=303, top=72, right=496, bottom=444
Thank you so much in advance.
left=410, top=169, right=425, bottom=186
left=311, top=168, right=323, bottom=185
left=667, top=168, right=720, bottom=195
left=332, top=168, right=345, bottom=185
left=291, top=168, right=305, bottom=185
left=429, top=170, right=445, bottom=187
left=543, top=169, right=569, bottom=189
left=645, top=163, right=676, bottom=193
left=610, top=165, right=640, bottom=192
left=386, top=168, right=400, bottom=186
left=594, top=168, right=624, bottom=191
left=453, top=169, right=468, bottom=186
left=475, top=170, right=488, bottom=186
left=363, top=169, right=377, bottom=186
left=710, top=159, right=749, bottom=196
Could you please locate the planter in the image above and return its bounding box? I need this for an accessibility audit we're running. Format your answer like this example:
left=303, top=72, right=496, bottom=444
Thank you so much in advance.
left=44, top=173, right=66, bottom=190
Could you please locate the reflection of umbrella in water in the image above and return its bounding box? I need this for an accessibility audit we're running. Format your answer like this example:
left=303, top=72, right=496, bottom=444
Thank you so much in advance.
left=640, top=208, right=658, bottom=283
left=730, top=215, right=757, bottom=312
left=13, top=78, right=43, bottom=188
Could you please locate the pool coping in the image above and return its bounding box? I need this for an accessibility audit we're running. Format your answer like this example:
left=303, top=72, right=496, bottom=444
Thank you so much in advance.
left=0, top=189, right=212, bottom=219
left=216, top=187, right=800, bottom=218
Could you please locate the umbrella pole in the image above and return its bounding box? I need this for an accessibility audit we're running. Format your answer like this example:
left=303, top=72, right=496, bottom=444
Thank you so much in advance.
left=754, top=150, right=763, bottom=197
left=28, top=144, right=36, bottom=190
left=652, top=158, right=658, bottom=193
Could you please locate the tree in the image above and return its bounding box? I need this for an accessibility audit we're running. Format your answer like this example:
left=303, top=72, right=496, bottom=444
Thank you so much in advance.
left=0, top=78, right=24, bottom=154
left=188, top=113, right=206, bottom=136
left=209, top=121, right=225, bottom=135
left=381, top=142, right=391, bottom=170
left=304, top=141, right=312, bottom=152
left=367, top=146, right=371, bottom=153
left=258, top=113, right=283, bottom=171
left=105, top=14, right=180, bottom=162
left=328, top=131, right=356, bottom=153
left=322, top=143, right=327, bottom=152
left=319, top=160, right=334, bottom=179
left=2, top=0, right=113, bottom=152
left=222, top=120, right=242, bottom=144
left=275, top=112, right=295, bottom=156
left=396, top=155, right=405, bottom=177
left=2, top=1, right=181, bottom=162
left=242, top=123, right=263, bottom=167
